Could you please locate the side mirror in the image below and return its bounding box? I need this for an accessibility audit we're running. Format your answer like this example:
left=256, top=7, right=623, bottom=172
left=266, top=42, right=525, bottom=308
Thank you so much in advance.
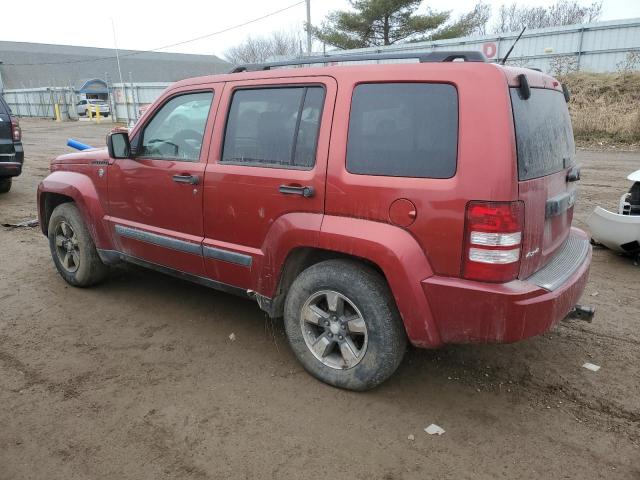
left=107, top=131, right=131, bottom=159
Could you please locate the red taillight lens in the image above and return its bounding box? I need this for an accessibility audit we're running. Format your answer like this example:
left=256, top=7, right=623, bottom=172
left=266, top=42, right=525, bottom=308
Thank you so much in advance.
left=10, top=116, right=21, bottom=142
left=462, top=201, right=524, bottom=282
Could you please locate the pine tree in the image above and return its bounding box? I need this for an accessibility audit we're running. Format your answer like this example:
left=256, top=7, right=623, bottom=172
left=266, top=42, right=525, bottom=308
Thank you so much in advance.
left=311, top=0, right=490, bottom=49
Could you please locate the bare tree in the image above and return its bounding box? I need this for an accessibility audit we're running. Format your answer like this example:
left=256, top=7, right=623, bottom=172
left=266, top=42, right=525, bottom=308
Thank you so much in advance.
left=431, top=2, right=492, bottom=40
left=494, top=0, right=602, bottom=33
left=549, top=55, right=579, bottom=77
left=225, top=31, right=303, bottom=65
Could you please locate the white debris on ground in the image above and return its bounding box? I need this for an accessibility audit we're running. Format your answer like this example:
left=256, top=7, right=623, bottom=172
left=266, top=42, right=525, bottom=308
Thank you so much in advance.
left=424, top=424, right=445, bottom=435
left=228, top=333, right=236, bottom=341
left=582, top=362, right=601, bottom=372
left=587, top=168, right=640, bottom=255
left=407, top=434, right=415, bottom=441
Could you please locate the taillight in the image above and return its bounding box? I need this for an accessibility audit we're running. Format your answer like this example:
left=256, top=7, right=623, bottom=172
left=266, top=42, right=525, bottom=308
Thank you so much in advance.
left=10, top=116, right=21, bottom=142
left=462, top=201, right=524, bottom=282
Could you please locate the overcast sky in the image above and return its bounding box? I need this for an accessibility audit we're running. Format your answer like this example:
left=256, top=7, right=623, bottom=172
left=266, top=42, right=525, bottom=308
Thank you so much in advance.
left=2, top=0, right=639, bottom=59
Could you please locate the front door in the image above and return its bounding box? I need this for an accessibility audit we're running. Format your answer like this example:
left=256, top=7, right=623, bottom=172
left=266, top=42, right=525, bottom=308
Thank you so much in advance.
left=106, top=87, right=219, bottom=276
left=201, top=77, right=337, bottom=290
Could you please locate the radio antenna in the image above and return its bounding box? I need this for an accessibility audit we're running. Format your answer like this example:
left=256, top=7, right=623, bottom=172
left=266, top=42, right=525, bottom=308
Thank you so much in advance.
left=501, top=27, right=526, bottom=65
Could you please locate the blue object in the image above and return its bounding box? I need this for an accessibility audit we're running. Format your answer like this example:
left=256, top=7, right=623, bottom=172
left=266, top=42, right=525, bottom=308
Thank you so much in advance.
left=67, top=139, right=94, bottom=151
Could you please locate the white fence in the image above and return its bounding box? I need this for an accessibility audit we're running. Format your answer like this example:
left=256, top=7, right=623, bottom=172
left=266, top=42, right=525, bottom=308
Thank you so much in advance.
left=3, top=82, right=170, bottom=123
left=2, top=87, right=80, bottom=120
left=111, top=82, right=170, bottom=124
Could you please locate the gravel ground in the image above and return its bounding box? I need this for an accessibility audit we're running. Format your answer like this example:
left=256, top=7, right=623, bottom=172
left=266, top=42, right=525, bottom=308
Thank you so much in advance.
left=0, top=119, right=639, bottom=480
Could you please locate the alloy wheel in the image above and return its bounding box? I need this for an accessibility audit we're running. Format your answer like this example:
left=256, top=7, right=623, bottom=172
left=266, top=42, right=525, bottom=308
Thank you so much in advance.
left=300, top=290, right=368, bottom=370
left=54, top=221, right=80, bottom=273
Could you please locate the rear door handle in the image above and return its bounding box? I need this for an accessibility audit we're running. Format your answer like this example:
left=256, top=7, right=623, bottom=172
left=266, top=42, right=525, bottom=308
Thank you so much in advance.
left=279, top=185, right=314, bottom=198
left=173, top=174, right=199, bottom=185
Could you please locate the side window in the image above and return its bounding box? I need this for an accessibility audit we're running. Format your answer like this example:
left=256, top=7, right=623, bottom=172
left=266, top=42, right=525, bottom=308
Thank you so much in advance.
left=222, top=86, right=325, bottom=169
left=140, top=91, right=213, bottom=161
left=346, top=83, right=458, bottom=178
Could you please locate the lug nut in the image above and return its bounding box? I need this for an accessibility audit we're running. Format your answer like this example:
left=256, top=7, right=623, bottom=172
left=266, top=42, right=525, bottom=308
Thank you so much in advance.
left=338, top=335, right=343, bottom=340
left=328, top=333, right=333, bottom=338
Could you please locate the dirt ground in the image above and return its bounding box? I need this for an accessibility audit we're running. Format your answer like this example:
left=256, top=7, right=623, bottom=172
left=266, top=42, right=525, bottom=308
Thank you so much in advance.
left=0, top=119, right=639, bottom=480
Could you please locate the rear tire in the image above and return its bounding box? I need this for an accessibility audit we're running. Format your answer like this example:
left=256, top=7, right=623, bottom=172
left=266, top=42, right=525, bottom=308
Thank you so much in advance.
left=48, top=203, right=109, bottom=287
left=284, top=259, right=407, bottom=391
left=0, top=178, right=12, bottom=193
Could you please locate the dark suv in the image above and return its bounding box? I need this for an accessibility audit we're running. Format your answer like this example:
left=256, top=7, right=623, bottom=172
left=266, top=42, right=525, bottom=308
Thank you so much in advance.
left=37, top=52, right=592, bottom=390
left=0, top=94, right=23, bottom=193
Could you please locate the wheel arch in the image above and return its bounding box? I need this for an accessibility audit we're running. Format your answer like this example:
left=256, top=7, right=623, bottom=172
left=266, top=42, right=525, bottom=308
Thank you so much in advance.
left=37, top=171, right=113, bottom=250
left=261, top=215, right=442, bottom=347
left=264, top=246, right=387, bottom=318
left=39, top=192, right=74, bottom=236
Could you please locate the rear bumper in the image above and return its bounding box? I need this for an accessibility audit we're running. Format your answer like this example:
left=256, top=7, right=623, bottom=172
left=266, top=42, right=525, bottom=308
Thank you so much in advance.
left=0, top=143, right=24, bottom=177
left=421, top=228, right=591, bottom=344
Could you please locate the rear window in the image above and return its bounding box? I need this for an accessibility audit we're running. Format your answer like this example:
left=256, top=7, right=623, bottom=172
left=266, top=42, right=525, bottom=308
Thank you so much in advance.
left=510, top=87, right=575, bottom=180
left=346, top=83, right=458, bottom=178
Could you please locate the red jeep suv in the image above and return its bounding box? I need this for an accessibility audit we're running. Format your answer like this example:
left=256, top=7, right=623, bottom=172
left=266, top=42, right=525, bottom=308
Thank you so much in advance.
left=38, top=52, right=591, bottom=390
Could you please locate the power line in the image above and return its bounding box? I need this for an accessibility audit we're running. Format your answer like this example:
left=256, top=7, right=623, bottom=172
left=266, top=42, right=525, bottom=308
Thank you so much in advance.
left=2, top=1, right=305, bottom=67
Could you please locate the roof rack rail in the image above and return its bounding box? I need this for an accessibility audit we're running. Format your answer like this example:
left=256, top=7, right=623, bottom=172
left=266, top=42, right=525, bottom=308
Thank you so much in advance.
left=231, top=50, right=487, bottom=73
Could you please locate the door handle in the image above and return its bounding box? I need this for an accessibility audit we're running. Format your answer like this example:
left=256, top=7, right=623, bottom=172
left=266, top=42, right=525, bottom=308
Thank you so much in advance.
left=173, top=174, right=199, bottom=185
left=566, top=166, right=580, bottom=182
left=279, top=185, right=314, bottom=198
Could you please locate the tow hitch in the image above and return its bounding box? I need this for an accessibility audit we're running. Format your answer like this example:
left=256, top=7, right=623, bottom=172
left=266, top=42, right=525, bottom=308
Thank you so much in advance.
left=564, top=304, right=595, bottom=323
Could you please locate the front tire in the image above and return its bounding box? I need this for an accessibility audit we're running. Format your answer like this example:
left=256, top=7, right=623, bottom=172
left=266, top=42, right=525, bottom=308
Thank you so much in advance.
left=48, top=203, right=109, bottom=287
left=284, top=259, right=407, bottom=391
left=0, top=177, right=12, bottom=193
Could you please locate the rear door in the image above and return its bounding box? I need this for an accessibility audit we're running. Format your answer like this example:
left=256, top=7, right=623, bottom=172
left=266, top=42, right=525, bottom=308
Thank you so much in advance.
left=0, top=97, right=15, bottom=160
left=201, top=76, right=336, bottom=289
left=511, top=86, right=577, bottom=277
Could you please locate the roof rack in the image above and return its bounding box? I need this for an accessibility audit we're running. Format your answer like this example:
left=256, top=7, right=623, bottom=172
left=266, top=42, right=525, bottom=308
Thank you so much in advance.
left=231, top=50, right=487, bottom=73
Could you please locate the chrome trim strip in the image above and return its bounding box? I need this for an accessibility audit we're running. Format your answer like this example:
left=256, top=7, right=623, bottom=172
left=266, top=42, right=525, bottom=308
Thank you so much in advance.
left=203, top=245, right=252, bottom=267
left=115, top=225, right=202, bottom=255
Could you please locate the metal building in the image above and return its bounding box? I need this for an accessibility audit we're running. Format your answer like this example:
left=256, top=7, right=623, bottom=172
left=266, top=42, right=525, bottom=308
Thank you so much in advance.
left=323, top=17, right=640, bottom=73
left=0, top=41, right=230, bottom=91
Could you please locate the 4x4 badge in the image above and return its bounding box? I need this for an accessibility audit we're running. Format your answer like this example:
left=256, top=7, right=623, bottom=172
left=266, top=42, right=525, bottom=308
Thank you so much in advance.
left=525, top=248, right=540, bottom=258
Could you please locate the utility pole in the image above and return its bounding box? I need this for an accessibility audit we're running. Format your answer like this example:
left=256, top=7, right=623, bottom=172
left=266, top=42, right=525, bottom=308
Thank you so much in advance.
left=111, top=18, right=128, bottom=125
left=306, top=0, right=312, bottom=55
